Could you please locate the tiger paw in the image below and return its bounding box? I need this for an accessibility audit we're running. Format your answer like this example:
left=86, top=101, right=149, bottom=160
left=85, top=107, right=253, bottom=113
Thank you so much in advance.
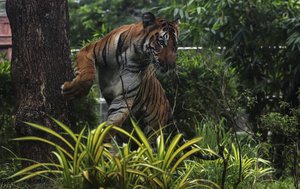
left=61, top=81, right=75, bottom=99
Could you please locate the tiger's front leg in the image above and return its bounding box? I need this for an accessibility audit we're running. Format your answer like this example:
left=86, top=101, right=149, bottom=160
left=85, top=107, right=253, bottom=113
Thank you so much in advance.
left=100, top=70, right=142, bottom=147
left=104, top=96, right=135, bottom=142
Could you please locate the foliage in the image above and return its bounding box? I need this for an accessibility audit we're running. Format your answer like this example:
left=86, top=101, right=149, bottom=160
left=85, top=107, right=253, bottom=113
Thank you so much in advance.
left=191, top=144, right=273, bottom=189
left=0, top=182, right=58, bottom=189
left=8, top=118, right=216, bottom=189
left=255, top=178, right=294, bottom=189
left=192, top=118, right=274, bottom=189
left=68, top=0, right=153, bottom=48
left=0, top=148, right=59, bottom=188
left=259, top=106, right=300, bottom=180
left=260, top=112, right=298, bottom=137
left=0, top=56, right=14, bottom=113
left=0, top=56, right=16, bottom=161
left=156, top=0, right=300, bottom=179
left=73, top=85, right=100, bottom=130
left=161, top=50, right=241, bottom=138
left=158, top=0, right=300, bottom=125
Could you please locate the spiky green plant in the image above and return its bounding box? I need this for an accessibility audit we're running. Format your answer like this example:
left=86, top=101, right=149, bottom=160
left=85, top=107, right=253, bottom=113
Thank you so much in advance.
left=190, top=118, right=274, bottom=188
left=226, top=143, right=274, bottom=188
left=129, top=120, right=218, bottom=189
left=8, top=118, right=89, bottom=188
left=8, top=118, right=217, bottom=189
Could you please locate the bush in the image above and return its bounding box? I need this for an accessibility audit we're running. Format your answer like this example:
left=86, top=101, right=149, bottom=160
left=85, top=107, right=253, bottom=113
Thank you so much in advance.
left=193, top=118, right=274, bottom=189
left=161, top=49, right=241, bottom=138
left=261, top=112, right=298, bottom=138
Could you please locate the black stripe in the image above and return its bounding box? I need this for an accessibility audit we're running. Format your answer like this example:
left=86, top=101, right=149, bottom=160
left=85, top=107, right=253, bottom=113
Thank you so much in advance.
left=108, top=104, right=128, bottom=115
left=117, top=31, right=127, bottom=51
left=146, top=83, right=158, bottom=117
left=125, top=83, right=140, bottom=96
left=140, top=33, right=150, bottom=52
left=93, top=43, right=98, bottom=64
left=146, top=105, right=160, bottom=125
left=116, top=31, right=128, bottom=66
left=102, top=39, right=109, bottom=66
left=124, top=51, right=128, bottom=66
left=141, top=76, right=152, bottom=109
left=108, top=108, right=127, bottom=115
left=124, top=64, right=148, bottom=73
left=145, top=99, right=159, bottom=123
left=136, top=78, right=151, bottom=112
left=134, top=44, right=140, bottom=54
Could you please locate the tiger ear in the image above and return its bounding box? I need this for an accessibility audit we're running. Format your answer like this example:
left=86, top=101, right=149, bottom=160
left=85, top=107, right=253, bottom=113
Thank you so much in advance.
left=142, top=12, right=156, bottom=28
left=173, top=17, right=180, bottom=25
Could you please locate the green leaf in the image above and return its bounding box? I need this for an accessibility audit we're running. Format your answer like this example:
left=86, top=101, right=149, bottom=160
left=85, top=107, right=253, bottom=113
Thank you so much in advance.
left=176, top=166, right=194, bottom=189
left=131, top=119, right=153, bottom=160
left=157, top=134, right=165, bottom=160
left=167, top=137, right=202, bottom=168
left=14, top=170, right=61, bottom=183
left=53, top=149, right=71, bottom=185
left=179, top=9, right=184, bottom=18
left=126, top=168, right=147, bottom=177
left=50, top=117, right=77, bottom=142
left=197, top=7, right=201, bottom=14
left=88, top=122, right=107, bottom=156
left=24, top=122, right=74, bottom=151
left=187, top=0, right=194, bottom=6
left=163, top=134, right=182, bottom=168
left=174, top=8, right=179, bottom=17
left=8, top=163, right=61, bottom=179
left=171, top=148, right=200, bottom=174
left=111, top=126, right=142, bottom=147
left=73, top=127, right=86, bottom=174
left=12, top=136, right=73, bottom=159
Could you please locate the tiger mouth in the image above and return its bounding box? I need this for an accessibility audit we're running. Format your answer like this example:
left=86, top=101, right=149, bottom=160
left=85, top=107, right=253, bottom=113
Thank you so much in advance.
left=153, top=60, right=169, bottom=73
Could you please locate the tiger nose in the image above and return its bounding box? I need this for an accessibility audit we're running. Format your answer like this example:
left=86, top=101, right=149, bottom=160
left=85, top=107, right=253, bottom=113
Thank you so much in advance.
left=166, top=55, right=176, bottom=68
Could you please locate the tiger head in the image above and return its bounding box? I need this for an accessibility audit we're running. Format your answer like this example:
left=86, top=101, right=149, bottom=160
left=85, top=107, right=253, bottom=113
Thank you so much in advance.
left=142, top=12, right=179, bottom=73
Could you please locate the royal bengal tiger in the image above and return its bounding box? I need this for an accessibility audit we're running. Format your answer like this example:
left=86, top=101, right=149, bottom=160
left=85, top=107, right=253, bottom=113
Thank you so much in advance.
left=61, top=12, right=179, bottom=141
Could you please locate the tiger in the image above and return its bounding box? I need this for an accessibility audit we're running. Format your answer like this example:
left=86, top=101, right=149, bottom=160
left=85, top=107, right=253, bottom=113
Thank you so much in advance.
left=61, top=12, right=179, bottom=141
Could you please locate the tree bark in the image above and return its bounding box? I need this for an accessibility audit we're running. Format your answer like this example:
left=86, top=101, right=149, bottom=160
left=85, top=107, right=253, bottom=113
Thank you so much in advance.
left=6, top=0, right=74, bottom=164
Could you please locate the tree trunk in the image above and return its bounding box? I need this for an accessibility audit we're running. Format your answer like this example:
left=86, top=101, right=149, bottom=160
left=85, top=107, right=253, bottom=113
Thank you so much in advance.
left=6, top=0, right=74, bottom=164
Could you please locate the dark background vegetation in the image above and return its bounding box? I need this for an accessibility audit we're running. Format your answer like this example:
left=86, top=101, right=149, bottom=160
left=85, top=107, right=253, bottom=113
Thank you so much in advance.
left=1, top=0, right=300, bottom=188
